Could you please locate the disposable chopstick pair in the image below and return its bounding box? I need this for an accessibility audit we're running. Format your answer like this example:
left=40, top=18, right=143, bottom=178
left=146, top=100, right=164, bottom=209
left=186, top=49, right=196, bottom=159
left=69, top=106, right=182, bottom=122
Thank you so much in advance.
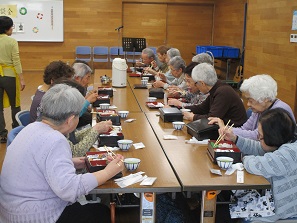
left=104, top=146, right=124, bottom=166
left=214, top=120, right=234, bottom=147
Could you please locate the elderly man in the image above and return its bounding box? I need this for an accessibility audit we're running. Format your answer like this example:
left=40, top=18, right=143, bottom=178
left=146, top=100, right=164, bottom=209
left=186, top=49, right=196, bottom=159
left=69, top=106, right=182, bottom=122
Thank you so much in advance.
left=184, top=63, right=247, bottom=127
left=136, top=48, right=162, bottom=70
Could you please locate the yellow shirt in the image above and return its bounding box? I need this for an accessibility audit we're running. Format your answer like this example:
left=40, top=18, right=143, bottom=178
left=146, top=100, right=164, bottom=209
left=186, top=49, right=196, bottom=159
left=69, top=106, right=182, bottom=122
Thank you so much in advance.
left=0, top=34, right=22, bottom=77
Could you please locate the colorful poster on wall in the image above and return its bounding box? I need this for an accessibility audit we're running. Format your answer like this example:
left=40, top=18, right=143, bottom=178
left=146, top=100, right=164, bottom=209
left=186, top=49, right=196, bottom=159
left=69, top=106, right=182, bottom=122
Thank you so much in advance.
left=292, top=10, right=297, bottom=30
left=0, top=0, right=63, bottom=42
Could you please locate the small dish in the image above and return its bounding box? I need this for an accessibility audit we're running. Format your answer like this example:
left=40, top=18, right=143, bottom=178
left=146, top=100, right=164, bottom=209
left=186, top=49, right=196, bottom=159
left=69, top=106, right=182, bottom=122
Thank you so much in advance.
left=216, top=156, right=234, bottom=170
left=172, top=121, right=185, bottom=130
left=100, top=103, right=110, bottom=110
left=147, top=97, right=157, bottom=102
left=117, top=139, right=133, bottom=151
left=118, top=111, right=129, bottom=119
left=124, top=158, right=141, bottom=171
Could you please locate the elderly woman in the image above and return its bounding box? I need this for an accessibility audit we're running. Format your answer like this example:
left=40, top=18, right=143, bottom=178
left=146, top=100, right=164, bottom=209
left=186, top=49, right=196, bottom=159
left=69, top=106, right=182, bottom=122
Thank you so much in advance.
left=154, top=45, right=170, bottom=73
left=222, top=108, right=297, bottom=222
left=0, top=84, right=124, bottom=223
left=72, top=62, right=92, bottom=88
left=209, top=74, right=295, bottom=140
left=192, top=52, right=213, bottom=65
left=29, top=60, right=74, bottom=123
left=153, top=56, right=187, bottom=91
left=184, top=63, right=247, bottom=127
left=168, top=53, right=213, bottom=107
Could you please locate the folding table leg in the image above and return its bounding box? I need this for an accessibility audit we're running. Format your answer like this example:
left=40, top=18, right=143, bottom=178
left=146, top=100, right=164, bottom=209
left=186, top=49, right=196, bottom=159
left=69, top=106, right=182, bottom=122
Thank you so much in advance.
left=200, top=190, right=219, bottom=223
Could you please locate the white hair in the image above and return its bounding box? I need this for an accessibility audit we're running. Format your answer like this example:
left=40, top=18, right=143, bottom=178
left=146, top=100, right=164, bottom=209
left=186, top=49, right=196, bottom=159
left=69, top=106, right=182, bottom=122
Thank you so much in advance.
left=72, top=63, right=92, bottom=79
left=40, top=84, right=85, bottom=125
left=142, top=48, right=156, bottom=59
left=192, top=53, right=213, bottom=65
left=240, top=74, right=277, bottom=103
left=167, top=48, right=181, bottom=59
left=169, top=56, right=186, bottom=72
left=191, top=63, right=218, bottom=86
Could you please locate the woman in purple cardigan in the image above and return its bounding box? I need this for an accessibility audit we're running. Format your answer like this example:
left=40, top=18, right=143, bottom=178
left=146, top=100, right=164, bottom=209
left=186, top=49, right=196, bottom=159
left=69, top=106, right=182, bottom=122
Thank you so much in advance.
left=209, top=74, right=296, bottom=140
left=0, top=84, right=124, bottom=223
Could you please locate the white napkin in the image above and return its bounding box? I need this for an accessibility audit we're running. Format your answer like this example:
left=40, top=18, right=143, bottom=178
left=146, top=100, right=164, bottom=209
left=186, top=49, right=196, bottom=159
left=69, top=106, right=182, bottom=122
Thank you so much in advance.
left=225, top=163, right=244, bottom=175
left=124, top=118, right=136, bottom=123
left=163, top=135, right=178, bottom=140
left=185, top=137, right=209, bottom=144
left=115, top=172, right=147, bottom=188
left=133, top=142, right=145, bottom=149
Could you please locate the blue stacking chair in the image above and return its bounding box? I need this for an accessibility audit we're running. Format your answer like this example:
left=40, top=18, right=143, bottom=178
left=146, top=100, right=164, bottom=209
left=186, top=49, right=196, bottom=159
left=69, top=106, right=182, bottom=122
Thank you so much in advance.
left=15, top=110, right=30, bottom=126
left=149, top=47, right=157, bottom=54
left=7, top=126, right=24, bottom=148
left=75, top=46, right=92, bottom=63
left=125, top=51, right=142, bottom=65
left=93, top=46, right=109, bottom=63
left=110, top=47, right=124, bottom=62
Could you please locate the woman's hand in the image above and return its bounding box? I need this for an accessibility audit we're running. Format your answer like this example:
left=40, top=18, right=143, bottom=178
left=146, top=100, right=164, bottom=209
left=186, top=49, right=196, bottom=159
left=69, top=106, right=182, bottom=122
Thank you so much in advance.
left=104, top=154, right=125, bottom=177
left=168, top=98, right=182, bottom=107
left=183, top=112, right=194, bottom=121
left=151, top=60, right=157, bottom=69
left=72, top=157, right=86, bottom=170
left=93, top=120, right=112, bottom=134
left=153, top=80, right=165, bottom=88
left=219, top=127, right=237, bottom=142
left=85, top=91, right=98, bottom=103
left=19, top=74, right=25, bottom=91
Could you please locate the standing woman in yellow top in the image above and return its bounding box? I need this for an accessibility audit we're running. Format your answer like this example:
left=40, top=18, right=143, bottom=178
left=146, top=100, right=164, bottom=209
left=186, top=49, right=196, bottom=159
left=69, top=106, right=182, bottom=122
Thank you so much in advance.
left=0, top=16, right=25, bottom=143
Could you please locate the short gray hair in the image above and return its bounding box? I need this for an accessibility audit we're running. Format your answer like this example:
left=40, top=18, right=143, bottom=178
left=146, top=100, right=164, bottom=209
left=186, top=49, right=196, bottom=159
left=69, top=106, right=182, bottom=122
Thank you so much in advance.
left=167, top=48, right=181, bottom=59
left=72, top=63, right=92, bottom=79
left=168, top=56, right=186, bottom=72
left=142, top=48, right=156, bottom=60
left=192, top=53, right=213, bottom=65
left=192, top=63, right=218, bottom=86
left=240, top=74, right=277, bottom=103
left=40, top=84, right=85, bottom=125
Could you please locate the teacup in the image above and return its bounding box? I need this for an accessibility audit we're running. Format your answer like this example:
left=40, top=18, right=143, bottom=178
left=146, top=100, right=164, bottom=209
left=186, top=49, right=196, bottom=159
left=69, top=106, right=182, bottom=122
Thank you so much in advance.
left=141, top=79, right=148, bottom=86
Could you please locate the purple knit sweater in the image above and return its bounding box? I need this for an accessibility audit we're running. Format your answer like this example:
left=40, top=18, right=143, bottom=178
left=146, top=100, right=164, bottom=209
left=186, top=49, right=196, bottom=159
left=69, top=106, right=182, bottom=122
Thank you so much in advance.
left=0, top=122, right=98, bottom=223
left=233, top=99, right=296, bottom=140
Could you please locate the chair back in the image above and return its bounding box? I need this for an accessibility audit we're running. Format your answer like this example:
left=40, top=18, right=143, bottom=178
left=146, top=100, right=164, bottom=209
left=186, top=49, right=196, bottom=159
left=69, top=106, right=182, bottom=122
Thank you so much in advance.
left=15, top=110, right=30, bottom=126
left=75, top=46, right=92, bottom=62
left=7, top=126, right=24, bottom=148
left=93, top=46, right=109, bottom=63
left=110, top=47, right=124, bottom=61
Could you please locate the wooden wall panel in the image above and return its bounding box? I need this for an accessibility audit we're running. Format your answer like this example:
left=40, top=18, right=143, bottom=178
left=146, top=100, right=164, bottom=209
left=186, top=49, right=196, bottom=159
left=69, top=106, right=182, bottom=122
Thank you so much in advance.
left=122, top=3, right=167, bottom=47
left=167, top=4, right=214, bottom=64
left=212, top=0, right=246, bottom=79
left=244, top=0, right=297, bottom=116
left=213, top=0, right=246, bottom=48
left=18, top=0, right=122, bottom=71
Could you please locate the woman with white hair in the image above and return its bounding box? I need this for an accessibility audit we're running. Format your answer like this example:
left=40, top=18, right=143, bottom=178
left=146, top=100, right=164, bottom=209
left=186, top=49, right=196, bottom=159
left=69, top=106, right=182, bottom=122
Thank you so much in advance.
left=184, top=63, right=247, bottom=127
left=153, top=56, right=187, bottom=91
left=0, top=84, right=124, bottom=223
left=209, top=74, right=295, bottom=140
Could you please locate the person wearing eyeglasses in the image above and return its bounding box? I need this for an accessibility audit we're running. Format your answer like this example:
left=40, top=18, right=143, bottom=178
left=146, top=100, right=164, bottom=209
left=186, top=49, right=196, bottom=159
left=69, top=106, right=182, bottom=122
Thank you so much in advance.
left=153, top=56, right=187, bottom=92
left=183, top=63, right=247, bottom=127
left=221, top=108, right=297, bottom=222
left=208, top=74, right=295, bottom=140
left=167, top=53, right=213, bottom=107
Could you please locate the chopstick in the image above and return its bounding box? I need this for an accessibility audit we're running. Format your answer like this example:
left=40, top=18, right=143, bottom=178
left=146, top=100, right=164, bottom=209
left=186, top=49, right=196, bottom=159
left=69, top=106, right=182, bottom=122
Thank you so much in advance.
left=104, top=146, right=124, bottom=166
left=214, top=121, right=234, bottom=147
